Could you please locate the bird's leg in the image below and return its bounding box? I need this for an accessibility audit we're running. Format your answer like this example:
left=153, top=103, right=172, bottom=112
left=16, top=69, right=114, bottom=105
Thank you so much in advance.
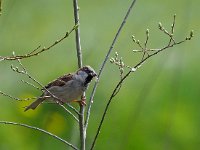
left=72, top=96, right=86, bottom=106
left=80, top=95, right=86, bottom=106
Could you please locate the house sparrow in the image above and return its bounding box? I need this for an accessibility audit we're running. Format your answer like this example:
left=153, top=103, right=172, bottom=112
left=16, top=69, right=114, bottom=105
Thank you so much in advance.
left=24, top=66, right=97, bottom=111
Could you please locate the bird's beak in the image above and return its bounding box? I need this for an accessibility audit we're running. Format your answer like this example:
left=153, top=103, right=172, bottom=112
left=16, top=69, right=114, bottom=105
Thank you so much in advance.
left=91, top=72, right=97, bottom=77
left=90, top=72, right=98, bottom=81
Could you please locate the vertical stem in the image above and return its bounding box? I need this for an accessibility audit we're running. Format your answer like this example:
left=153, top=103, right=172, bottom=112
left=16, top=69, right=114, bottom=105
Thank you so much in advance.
left=73, top=0, right=85, bottom=150
left=79, top=103, right=85, bottom=150
left=73, top=0, right=82, bottom=68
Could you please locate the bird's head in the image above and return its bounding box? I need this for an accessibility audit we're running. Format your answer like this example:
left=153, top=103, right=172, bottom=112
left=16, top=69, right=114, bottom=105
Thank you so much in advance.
left=76, top=66, right=97, bottom=85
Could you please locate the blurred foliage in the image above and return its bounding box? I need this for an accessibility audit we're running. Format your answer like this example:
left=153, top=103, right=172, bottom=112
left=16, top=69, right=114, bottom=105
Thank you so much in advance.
left=0, top=0, right=199, bottom=150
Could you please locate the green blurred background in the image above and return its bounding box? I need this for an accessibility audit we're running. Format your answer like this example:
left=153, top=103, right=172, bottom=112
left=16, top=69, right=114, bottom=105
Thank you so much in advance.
left=0, top=0, right=199, bottom=149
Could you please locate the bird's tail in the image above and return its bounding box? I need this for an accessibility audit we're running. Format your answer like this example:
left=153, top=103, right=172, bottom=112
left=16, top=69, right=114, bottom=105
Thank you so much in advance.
left=24, top=98, right=44, bottom=112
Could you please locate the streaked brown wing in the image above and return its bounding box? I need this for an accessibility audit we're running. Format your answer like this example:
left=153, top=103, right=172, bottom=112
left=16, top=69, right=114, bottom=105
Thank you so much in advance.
left=45, top=73, right=73, bottom=89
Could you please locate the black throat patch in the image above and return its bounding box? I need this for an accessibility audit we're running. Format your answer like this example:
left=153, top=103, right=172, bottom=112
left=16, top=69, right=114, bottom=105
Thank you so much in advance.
left=84, top=74, right=93, bottom=86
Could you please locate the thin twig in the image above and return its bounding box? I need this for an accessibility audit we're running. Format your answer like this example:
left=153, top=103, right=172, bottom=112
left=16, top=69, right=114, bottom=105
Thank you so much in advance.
left=85, top=0, right=137, bottom=135
left=66, top=103, right=80, bottom=115
left=0, top=121, right=78, bottom=150
left=144, top=29, right=149, bottom=48
left=41, top=101, right=80, bottom=116
left=0, top=91, right=37, bottom=101
left=0, top=25, right=78, bottom=61
left=73, top=0, right=85, bottom=150
left=59, top=104, right=79, bottom=123
left=142, top=29, right=150, bottom=60
left=21, top=80, right=41, bottom=91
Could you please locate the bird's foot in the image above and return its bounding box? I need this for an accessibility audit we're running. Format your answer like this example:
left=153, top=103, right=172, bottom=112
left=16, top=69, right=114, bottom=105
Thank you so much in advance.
left=73, top=96, right=86, bottom=106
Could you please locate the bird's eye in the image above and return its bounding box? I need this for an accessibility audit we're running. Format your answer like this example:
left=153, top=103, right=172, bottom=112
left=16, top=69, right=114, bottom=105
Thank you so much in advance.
left=85, top=68, right=89, bottom=72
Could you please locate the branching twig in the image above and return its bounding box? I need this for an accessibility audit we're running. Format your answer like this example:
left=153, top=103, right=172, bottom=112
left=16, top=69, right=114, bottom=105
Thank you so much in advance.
left=132, top=15, right=194, bottom=58
left=0, top=25, right=78, bottom=61
left=0, top=121, right=78, bottom=150
left=11, top=57, right=62, bottom=104
left=85, top=0, right=137, bottom=133
left=90, top=15, right=194, bottom=150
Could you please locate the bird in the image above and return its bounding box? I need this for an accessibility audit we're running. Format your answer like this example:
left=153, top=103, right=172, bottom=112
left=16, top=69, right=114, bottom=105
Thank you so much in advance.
left=24, top=66, right=97, bottom=111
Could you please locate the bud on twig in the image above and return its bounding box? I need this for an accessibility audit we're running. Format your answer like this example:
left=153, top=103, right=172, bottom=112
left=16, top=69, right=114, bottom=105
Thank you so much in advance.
left=136, top=40, right=140, bottom=44
left=115, top=52, right=118, bottom=57
left=132, top=35, right=136, bottom=43
left=110, top=58, right=115, bottom=63
left=146, top=29, right=149, bottom=36
left=190, top=30, right=194, bottom=38
left=158, top=22, right=162, bottom=30
left=131, top=67, right=136, bottom=72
